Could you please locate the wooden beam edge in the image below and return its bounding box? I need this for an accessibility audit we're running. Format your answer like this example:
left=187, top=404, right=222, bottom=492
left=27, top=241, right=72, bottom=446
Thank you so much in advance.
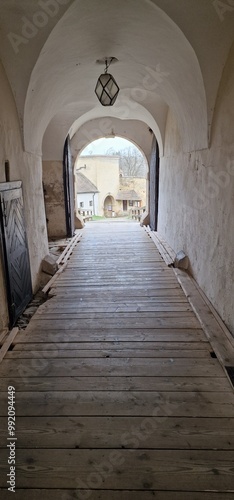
left=59, top=233, right=83, bottom=265
left=0, top=330, right=8, bottom=345
left=173, top=268, right=234, bottom=383
left=146, top=228, right=174, bottom=266
left=43, top=232, right=83, bottom=294
left=42, top=262, right=68, bottom=294
left=0, top=327, right=19, bottom=363
left=56, top=231, right=82, bottom=265
left=156, top=232, right=177, bottom=262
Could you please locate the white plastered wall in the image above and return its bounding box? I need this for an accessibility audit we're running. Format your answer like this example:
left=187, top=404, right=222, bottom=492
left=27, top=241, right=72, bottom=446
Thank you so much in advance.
left=158, top=45, right=234, bottom=335
left=42, top=161, right=67, bottom=238
left=0, top=62, right=48, bottom=331
left=76, top=156, right=120, bottom=217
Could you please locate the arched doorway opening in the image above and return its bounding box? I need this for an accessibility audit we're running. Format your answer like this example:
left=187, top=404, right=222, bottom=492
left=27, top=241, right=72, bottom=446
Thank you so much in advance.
left=74, top=135, right=150, bottom=224
left=104, top=195, right=116, bottom=218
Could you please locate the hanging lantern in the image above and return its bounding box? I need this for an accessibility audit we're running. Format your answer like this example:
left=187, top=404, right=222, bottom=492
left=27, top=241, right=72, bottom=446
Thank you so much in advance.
left=95, top=58, right=119, bottom=106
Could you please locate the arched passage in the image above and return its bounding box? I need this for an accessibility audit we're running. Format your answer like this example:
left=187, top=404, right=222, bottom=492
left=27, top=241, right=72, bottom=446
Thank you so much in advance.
left=42, top=120, right=158, bottom=237
left=24, top=0, right=209, bottom=157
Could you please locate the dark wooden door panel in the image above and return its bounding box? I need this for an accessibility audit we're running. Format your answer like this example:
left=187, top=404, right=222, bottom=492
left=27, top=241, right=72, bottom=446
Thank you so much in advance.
left=149, top=137, right=160, bottom=231
left=63, top=136, right=75, bottom=238
left=0, top=183, right=32, bottom=327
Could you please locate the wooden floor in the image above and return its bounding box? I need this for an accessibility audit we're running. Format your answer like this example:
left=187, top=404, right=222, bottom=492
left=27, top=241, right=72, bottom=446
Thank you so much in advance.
left=0, top=221, right=234, bottom=499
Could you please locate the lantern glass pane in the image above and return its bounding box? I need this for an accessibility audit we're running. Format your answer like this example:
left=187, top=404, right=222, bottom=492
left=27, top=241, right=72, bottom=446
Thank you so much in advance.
left=95, top=72, right=119, bottom=106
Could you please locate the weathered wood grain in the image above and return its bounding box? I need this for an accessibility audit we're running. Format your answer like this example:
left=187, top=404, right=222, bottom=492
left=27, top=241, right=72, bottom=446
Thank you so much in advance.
left=0, top=327, right=18, bottom=363
left=1, top=416, right=234, bottom=450
left=0, top=390, right=233, bottom=417
left=0, top=449, right=234, bottom=490
left=5, top=348, right=210, bottom=359
left=0, top=221, right=233, bottom=497
left=13, top=329, right=207, bottom=343
left=12, top=341, right=209, bottom=351
left=0, top=357, right=224, bottom=378
left=174, top=268, right=234, bottom=366
left=0, top=491, right=233, bottom=500
left=28, top=317, right=201, bottom=329
left=0, top=376, right=228, bottom=392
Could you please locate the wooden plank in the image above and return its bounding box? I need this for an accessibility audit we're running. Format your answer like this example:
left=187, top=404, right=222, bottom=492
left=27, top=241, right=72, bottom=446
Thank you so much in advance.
left=1, top=416, right=233, bottom=450
left=0, top=391, right=234, bottom=417
left=56, top=268, right=174, bottom=274
left=54, top=274, right=177, bottom=280
left=155, top=231, right=177, bottom=261
left=59, top=232, right=82, bottom=265
left=13, top=328, right=207, bottom=343
left=0, top=491, right=232, bottom=500
left=0, top=180, right=21, bottom=191
left=49, top=288, right=185, bottom=298
left=38, top=301, right=192, bottom=315
left=174, top=268, right=234, bottom=366
left=0, top=357, right=224, bottom=379
left=63, top=262, right=171, bottom=268
left=0, top=330, right=8, bottom=345
left=12, top=341, right=209, bottom=351
left=28, top=317, right=201, bottom=329
left=47, top=294, right=188, bottom=301
left=0, top=376, right=228, bottom=392
left=0, top=327, right=18, bottom=363
left=148, top=231, right=174, bottom=266
left=0, top=449, right=234, bottom=490
left=5, top=349, right=211, bottom=359
left=34, top=311, right=194, bottom=319
left=50, top=283, right=181, bottom=290
left=42, top=262, right=68, bottom=294
left=40, top=300, right=190, bottom=310
left=56, top=232, right=82, bottom=265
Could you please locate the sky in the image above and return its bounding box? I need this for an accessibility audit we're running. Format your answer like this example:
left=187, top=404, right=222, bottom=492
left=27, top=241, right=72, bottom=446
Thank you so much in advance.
left=80, top=137, right=136, bottom=156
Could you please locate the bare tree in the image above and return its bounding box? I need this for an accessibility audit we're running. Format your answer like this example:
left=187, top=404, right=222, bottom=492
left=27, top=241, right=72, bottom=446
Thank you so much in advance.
left=106, top=146, right=147, bottom=177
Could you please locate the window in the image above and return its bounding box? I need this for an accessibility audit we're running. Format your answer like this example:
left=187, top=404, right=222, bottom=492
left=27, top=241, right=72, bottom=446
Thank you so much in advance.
left=89, top=200, right=93, bottom=207
left=80, top=202, right=84, bottom=208
left=129, top=200, right=133, bottom=207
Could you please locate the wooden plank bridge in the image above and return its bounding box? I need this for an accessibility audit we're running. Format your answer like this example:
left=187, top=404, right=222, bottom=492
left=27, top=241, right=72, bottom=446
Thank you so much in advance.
left=0, top=221, right=234, bottom=499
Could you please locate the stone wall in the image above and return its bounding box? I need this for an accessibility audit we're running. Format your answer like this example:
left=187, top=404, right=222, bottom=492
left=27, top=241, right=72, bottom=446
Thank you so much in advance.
left=0, top=62, right=48, bottom=331
left=158, top=45, right=234, bottom=335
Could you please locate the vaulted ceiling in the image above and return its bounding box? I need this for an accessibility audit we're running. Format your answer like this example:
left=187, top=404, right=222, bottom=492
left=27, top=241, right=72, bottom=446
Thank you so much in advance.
left=0, top=0, right=234, bottom=156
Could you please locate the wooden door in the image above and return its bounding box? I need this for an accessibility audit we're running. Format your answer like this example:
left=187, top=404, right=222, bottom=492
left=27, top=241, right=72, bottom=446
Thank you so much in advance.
left=63, top=136, right=75, bottom=237
left=149, top=136, right=160, bottom=231
left=0, top=181, right=32, bottom=327
left=123, top=200, right=128, bottom=211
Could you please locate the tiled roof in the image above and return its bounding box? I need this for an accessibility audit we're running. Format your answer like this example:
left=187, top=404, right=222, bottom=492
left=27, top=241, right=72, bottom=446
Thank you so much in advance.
left=77, top=172, right=99, bottom=193
left=116, top=189, right=141, bottom=201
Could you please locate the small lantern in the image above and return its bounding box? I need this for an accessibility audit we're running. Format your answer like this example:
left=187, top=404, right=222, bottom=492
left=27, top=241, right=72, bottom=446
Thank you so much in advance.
left=95, top=59, right=119, bottom=106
